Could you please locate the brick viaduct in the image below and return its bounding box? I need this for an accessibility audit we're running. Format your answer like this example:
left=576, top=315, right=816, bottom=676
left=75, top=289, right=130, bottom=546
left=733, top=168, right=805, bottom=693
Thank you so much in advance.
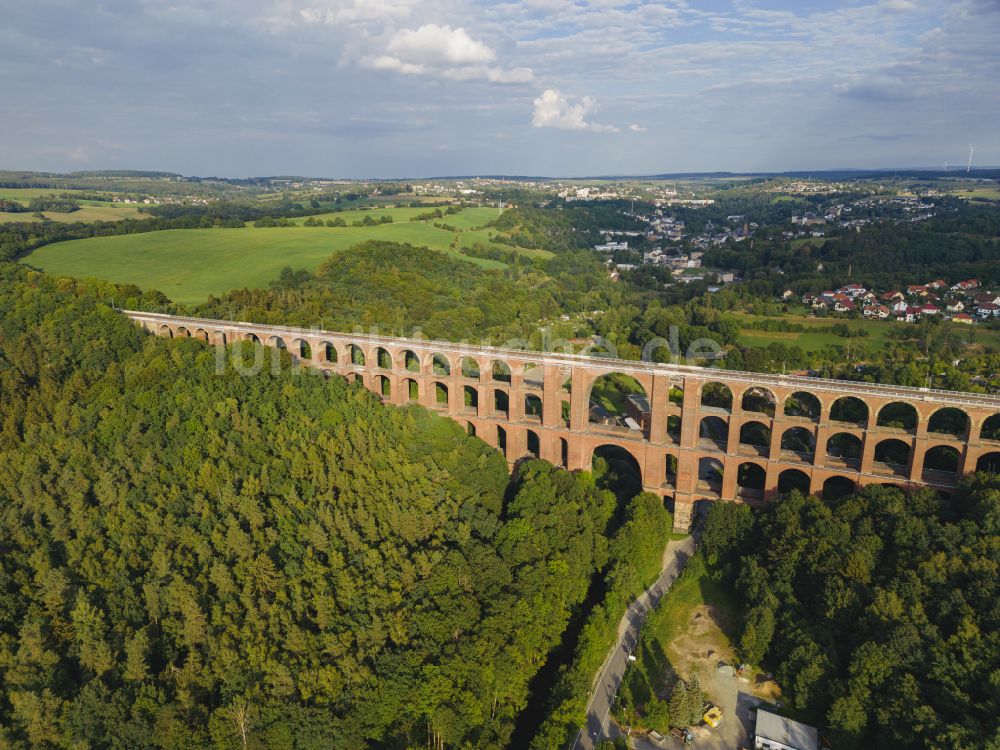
left=125, top=311, right=1000, bottom=532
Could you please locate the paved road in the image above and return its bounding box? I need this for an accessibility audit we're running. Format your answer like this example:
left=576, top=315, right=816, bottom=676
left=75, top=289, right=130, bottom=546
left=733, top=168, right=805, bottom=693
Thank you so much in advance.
left=573, top=535, right=698, bottom=750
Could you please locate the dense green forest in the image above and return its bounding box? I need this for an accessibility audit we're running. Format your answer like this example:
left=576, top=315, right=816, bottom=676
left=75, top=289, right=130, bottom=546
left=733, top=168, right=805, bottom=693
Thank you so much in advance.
left=701, top=481, right=1000, bottom=749
left=190, top=241, right=623, bottom=345
left=0, top=265, right=646, bottom=749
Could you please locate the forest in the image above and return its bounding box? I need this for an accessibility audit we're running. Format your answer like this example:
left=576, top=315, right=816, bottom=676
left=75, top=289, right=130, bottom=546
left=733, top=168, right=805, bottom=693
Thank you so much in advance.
left=0, top=264, right=674, bottom=749
left=700, top=480, right=1000, bottom=749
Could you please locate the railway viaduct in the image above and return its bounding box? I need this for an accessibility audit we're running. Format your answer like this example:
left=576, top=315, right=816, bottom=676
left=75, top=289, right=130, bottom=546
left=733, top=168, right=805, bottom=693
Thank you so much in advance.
left=126, top=310, right=1000, bottom=531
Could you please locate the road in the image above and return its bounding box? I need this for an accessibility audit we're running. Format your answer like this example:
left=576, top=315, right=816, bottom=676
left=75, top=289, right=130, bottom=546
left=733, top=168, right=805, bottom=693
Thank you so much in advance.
left=572, top=534, right=698, bottom=750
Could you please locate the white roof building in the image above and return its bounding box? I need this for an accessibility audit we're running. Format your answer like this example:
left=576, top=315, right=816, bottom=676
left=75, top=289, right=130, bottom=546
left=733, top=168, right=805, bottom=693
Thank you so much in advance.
left=754, top=709, right=819, bottom=750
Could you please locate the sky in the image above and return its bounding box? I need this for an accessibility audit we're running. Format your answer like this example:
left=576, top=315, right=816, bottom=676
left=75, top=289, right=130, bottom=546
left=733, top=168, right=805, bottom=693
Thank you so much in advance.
left=2, top=0, right=998, bottom=178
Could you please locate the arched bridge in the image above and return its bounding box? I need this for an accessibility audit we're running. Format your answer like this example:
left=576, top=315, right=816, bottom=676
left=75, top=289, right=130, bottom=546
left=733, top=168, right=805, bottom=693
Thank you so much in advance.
left=125, top=311, right=1000, bottom=531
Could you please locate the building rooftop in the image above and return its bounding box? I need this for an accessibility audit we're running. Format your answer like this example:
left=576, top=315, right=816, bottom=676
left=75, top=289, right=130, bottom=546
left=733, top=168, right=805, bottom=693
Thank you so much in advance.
left=756, top=709, right=819, bottom=750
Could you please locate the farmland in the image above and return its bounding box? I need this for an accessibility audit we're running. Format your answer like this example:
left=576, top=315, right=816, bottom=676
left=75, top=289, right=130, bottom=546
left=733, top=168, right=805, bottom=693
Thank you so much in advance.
left=0, top=187, right=150, bottom=223
left=21, top=206, right=548, bottom=305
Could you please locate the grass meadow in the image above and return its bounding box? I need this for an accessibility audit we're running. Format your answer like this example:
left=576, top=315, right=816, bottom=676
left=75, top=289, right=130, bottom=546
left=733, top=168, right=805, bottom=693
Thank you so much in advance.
left=21, top=206, right=548, bottom=305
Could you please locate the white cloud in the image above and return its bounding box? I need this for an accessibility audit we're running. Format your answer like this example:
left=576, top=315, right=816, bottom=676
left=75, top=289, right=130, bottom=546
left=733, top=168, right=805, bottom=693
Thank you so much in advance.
left=361, top=24, right=534, bottom=84
left=531, top=89, right=618, bottom=132
left=629, top=123, right=646, bottom=132
left=388, top=24, right=495, bottom=66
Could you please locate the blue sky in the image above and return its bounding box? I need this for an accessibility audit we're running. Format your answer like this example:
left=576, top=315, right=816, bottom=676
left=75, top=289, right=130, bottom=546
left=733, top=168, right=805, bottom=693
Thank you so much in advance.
left=2, top=0, right=998, bottom=177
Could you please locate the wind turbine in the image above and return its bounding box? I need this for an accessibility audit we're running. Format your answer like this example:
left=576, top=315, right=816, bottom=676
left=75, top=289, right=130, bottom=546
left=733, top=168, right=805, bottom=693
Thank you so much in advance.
left=967, top=145, right=975, bottom=173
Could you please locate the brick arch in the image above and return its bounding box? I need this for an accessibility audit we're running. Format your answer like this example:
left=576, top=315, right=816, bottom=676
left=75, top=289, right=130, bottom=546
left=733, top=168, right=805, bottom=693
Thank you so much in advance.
left=975, top=411, right=1000, bottom=442
left=488, top=359, right=512, bottom=383
left=193, top=327, right=209, bottom=342
left=829, top=395, right=869, bottom=426
left=459, top=356, right=482, bottom=379
left=698, top=380, right=734, bottom=411
left=427, top=352, right=452, bottom=377
left=784, top=390, right=823, bottom=420
left=923, top=443, right=961, bottom=474
left=583, top=440, right=644, bottom=484
left=975, top=449, right=1000, bottom=474
left=211, top=330, right=227, bottom=346
left=875, top=401, right=919, bottom=431
left=927, top=406, right=970, bottom=439
left=777, top=467, right=811, bottom=494
left=738, top=420, right=772, bottom=449
left=157, top=324, right=172, bottom=338
left=737, top=385, right=777, bottom=417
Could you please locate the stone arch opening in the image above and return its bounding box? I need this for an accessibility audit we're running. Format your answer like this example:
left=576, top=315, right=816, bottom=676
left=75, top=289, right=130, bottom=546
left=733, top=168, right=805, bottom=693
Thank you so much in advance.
left=320, top=342, right=337, bottom=363
left=524, top=393, right=543, bottom=420
left=375, top=347, right=392, bottom=369
left=267, top=335, right=286, bottom=350
left=738, top=421, right=772, bottom=452
left=193, top=328, right=209, bottom=342
left=400, top=350, right=421, bottom=372
left=245, top=333, right=262, bottom=345
left=924, top=445, right=960, bottom=477
left=876, top=401, right=918, bottom=431
left=668, top=384, right=684, bottom=406
left=741, top=387, right=776, bottom=417
left=830, top=396, right=868, bottom=426
left=587, top=373, right=648, bottom=434
left=823, top=475, right=856, bottom=502
left=778, top=468, right=810, bottom=495
left=667, top=415, right=682, bottom=439
left=295, top=339, right=312, bottom=360
left=494, top=389, right=509, bottom=416
left=981, top=414, right=1000, bottom=442
left=784, top=391, right=821, bottom=420
left=491, top=360, right=511, bottom=384
left=781, top=427, right=816, bottom=459
left=560, top=438, right=569, bottom=467
left=827, top=432, right=862, bottom=465
left=349, top=344, right=365, bottom=366
left=497, top=425, right=507, bottom=456
left=527, top=429, right=540, bottom=457
left=561, top=399, right=571, bottom=428
left=977, top=451, right=1000, bottom=473
left=737, top=462, right=766, bottom=493
left=402, top=378, right=418, bottom=402
left=461, top=357, right=480, bottom=379
left=463, top=385, right=478, bottom=411
left=433, top=382, right=449, bottom=407
left=700, top=382, right=733, bottom=411
left=874, top=438, right=911, bottom=470
left=698, top=457, right=724, bottom=492
left=522, top=362, right=544, bottom=389
left=431, top=354, right=451, bottom=377
left=158, top=324, right=172, bottom=338
left=928, top=407, right=969, bottom=439
left=664, top=454, right=678, bottom=485
left=175, top=326, right=190, bottom=338
left=592, top=444, right=643, bottom=501
left=699, top=416, right=729, bottom=449
left=467, top=422, right=476, bottom=437
left=374, top=375, right=391, bottom=398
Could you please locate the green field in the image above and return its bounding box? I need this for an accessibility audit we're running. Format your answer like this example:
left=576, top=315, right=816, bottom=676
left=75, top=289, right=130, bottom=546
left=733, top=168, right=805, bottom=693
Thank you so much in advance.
left=21, top=220, right=518, bottom=305
left=0, top=187, right=150, bottom=223
left=732, top=312, right=896, bottom=351
left=0, top=205, right=148, bottom=224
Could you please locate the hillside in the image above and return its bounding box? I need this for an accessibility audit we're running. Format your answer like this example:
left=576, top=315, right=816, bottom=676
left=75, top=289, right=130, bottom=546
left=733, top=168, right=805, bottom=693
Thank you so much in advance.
left=0, top=264, right=621, bottom=749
